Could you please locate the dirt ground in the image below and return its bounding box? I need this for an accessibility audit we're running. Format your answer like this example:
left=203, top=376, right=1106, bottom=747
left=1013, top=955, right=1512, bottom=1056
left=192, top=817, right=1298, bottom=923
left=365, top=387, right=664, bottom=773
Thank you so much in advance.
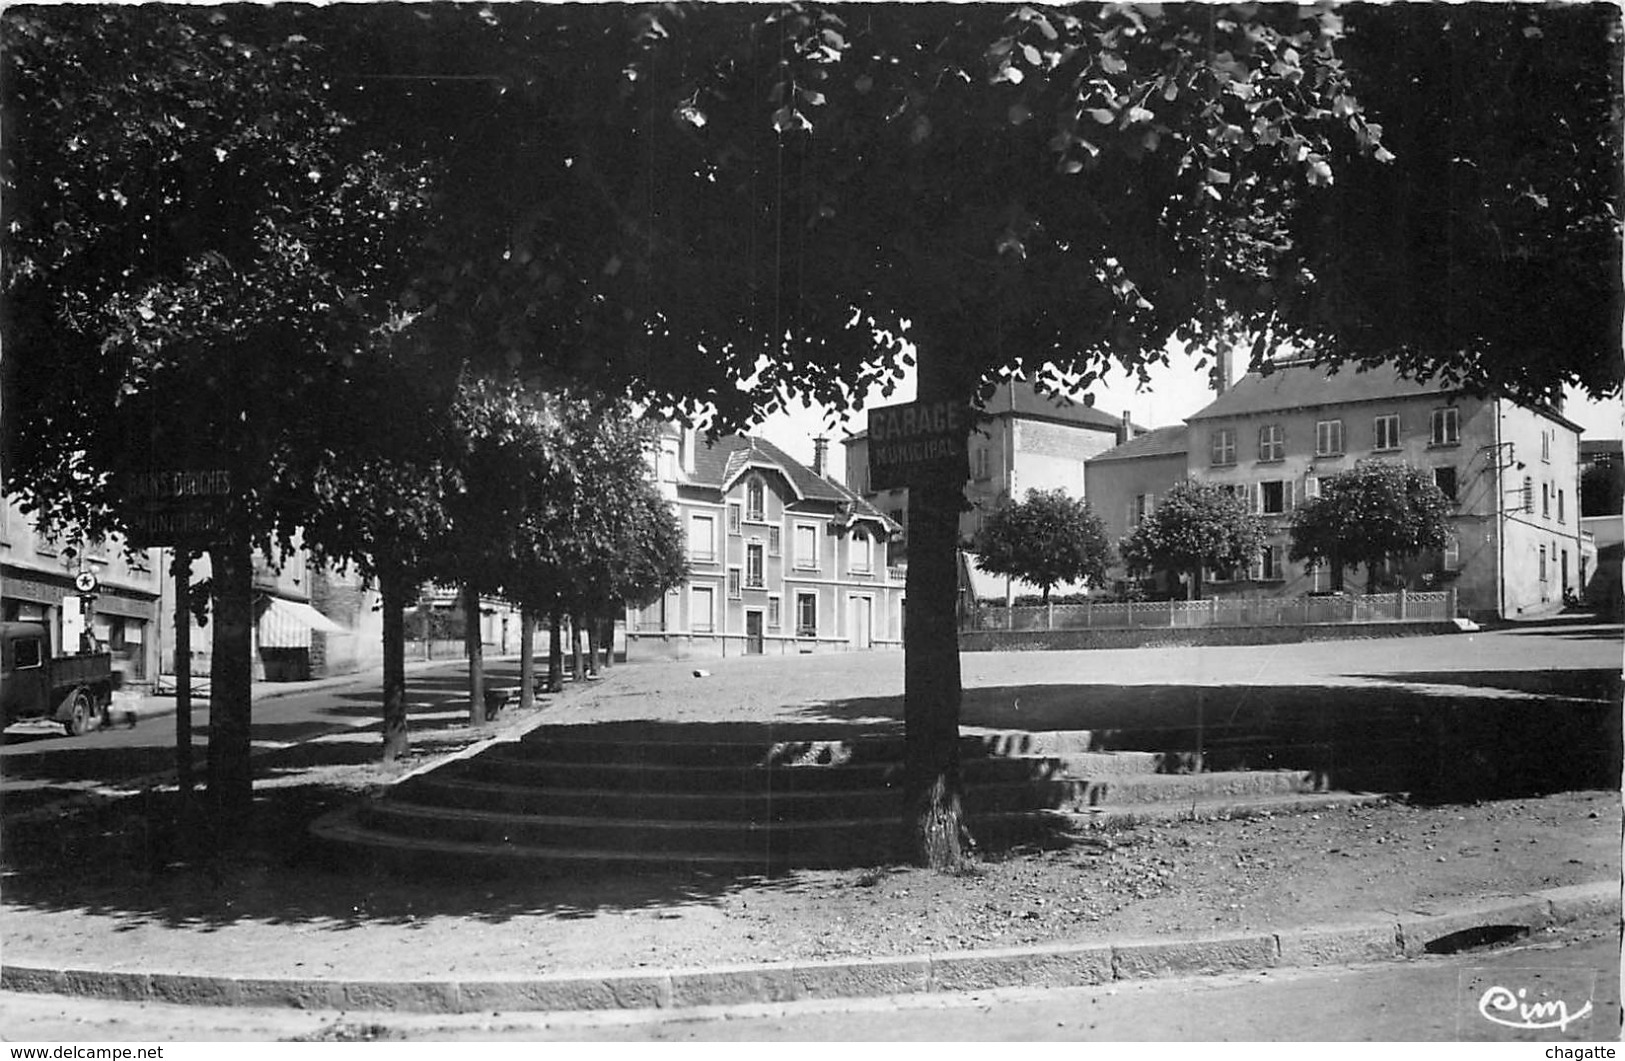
left=2, top=629, right=1620, bottom=982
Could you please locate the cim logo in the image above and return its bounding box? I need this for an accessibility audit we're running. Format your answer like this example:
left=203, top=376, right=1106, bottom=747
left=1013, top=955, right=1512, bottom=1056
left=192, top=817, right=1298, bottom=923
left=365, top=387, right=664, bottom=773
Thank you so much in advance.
left=1459, top=968, right=1599, bottom=1041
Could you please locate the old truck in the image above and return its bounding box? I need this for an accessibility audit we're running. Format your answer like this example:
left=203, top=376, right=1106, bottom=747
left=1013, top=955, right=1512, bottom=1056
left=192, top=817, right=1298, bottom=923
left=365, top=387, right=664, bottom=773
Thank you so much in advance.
left=1, top=620, right=114, bottom=736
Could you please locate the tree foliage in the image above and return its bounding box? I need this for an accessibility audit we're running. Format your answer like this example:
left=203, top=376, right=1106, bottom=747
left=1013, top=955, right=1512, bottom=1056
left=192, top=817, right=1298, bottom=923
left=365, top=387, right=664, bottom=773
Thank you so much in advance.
left=1288, top=461, right=1453, bottom=594
left=971, top=489, right=1111, bottom=603
left=1119, top=479, right=1267, bottom=599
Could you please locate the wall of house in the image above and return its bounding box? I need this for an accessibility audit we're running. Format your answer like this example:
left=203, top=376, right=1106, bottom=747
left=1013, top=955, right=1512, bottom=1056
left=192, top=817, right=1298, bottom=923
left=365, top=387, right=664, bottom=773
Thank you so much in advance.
left=1083, top=451, right=1189, bottom=558
left=310, top=567, right=384, bottom=677
left=1494, top=401, right=1587, bottom=618
left=0, top=496, right=163, bottom=687
left=638, top=466, right=904, bottom=654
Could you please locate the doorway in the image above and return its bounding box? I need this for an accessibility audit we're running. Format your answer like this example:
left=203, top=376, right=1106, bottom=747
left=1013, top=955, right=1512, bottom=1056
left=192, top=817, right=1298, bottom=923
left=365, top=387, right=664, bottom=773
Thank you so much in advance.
left=745, top=610, right=764, bottom=655
left=847, top=595, right=872, bottom=650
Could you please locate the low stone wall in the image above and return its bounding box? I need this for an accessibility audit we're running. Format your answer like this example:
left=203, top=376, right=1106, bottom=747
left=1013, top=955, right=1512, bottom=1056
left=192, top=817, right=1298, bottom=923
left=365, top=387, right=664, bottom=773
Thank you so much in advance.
left=960, top=621, right=1463, bottom=652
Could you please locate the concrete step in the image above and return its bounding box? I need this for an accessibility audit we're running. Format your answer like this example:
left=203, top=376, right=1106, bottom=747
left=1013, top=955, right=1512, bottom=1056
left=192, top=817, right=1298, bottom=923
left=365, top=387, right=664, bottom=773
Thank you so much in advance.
left=456, top=750, right=1070, bottom=792
left=393, top=776, right=1094, bottom=823
left=1059, top=769, right=1326, bottom=807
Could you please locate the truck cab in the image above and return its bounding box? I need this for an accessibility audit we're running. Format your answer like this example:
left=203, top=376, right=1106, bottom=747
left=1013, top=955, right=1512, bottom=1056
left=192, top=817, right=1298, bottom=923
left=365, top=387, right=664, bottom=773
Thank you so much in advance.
left=1, top=620, right=113, bottom=735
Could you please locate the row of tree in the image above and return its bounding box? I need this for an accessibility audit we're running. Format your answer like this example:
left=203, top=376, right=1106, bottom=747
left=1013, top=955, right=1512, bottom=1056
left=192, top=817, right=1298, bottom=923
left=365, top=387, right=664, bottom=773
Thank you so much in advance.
left=4, top=4, right=1617, bottom=866
left=973, top=462, right=1452, bottom=602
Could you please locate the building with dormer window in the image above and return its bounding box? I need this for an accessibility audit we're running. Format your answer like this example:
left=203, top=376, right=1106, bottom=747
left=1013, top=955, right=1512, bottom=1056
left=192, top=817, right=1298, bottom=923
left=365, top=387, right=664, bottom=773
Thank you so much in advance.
left=629, top=427, right=904, bottom=658
left=1085, top=360, right=1591, bottom=621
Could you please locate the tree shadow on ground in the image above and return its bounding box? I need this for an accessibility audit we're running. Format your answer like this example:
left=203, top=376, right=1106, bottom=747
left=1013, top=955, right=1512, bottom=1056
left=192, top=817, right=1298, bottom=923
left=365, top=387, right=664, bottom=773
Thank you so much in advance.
left=1, top=663, right=1617, bottom=934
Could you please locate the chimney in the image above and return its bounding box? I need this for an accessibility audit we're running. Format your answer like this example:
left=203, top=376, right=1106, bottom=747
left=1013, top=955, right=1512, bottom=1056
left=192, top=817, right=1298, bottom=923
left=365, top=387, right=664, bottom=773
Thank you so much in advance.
left=1214, top=344, right=1232, bottom=396
left=1117, top=410, right=1131, bottom=446
left=812, top=436, right=829, bottom=478
left=680, top=425, right=697, bottom=476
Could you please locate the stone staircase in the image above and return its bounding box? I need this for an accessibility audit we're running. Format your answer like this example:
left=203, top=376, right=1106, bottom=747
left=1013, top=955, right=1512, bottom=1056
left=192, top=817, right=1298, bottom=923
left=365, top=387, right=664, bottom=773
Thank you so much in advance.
left=311, top=722, right=1360, bottom=873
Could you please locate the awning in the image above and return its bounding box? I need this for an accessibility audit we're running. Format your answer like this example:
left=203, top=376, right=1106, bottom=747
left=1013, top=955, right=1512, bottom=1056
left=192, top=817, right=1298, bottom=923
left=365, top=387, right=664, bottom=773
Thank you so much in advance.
left=258, top=597, right=349, bottom=649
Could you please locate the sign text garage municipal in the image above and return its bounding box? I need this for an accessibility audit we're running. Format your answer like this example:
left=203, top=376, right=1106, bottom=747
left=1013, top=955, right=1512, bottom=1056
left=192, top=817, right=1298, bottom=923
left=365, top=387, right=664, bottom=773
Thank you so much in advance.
left=866, top=399, right=970, bottom=490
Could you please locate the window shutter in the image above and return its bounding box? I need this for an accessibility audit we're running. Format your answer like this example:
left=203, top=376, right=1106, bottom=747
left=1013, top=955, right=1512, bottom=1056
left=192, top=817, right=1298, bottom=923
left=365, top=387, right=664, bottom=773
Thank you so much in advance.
left=1253, top=483, right=1263, bottom=514
left=1286, top=480, right=1296, bottom=511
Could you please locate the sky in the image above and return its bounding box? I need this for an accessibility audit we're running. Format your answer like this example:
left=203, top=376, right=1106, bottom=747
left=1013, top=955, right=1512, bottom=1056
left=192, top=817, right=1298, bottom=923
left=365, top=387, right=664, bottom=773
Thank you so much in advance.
left=754, top=347, right=1624, bottom=483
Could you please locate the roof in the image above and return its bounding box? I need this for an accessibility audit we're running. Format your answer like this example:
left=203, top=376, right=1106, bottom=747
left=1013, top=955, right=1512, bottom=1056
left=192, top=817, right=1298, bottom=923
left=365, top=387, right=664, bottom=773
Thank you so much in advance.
left=1580, top=439, right=1622, bottom=459
left=1085, top=424, right=1189, bottom=464
left=687, top=433, right=899, bottom=531
left=843, top=379, right=1136, bottom=443
left=1185, top=361, right=1461, bottom=422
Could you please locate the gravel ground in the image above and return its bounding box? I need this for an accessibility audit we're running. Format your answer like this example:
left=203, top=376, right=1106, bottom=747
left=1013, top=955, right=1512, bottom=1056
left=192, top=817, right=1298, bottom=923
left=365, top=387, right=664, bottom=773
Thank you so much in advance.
left=1, top=626, right=1618, bottom=982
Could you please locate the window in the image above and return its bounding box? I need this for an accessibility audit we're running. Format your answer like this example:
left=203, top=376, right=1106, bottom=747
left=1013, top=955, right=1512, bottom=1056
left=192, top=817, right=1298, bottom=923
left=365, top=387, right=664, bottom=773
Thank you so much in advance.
left=1374, top=414, right=1401, bottom=452
left=1252, top=545, right=1286, bottom=582
left=727, top=503, right=742, bottom=534
left=1542, top=483, right=1551, bottom=520
left=1430, top=407, right=1460, bottom=446
left=746, top=543, right=765, bottom=588
left=727, top=568, right=742, bottom=600
left=1211, top=428, right=1237, bottom=466
left=1539, top=544, right=1548, bottom=583
left=658, top=446, right=678, bottom=482
left=1442, top=535, right=1461, bottom=571
left=796, top=592, right=817, bottom=637
left=1558, top=489, right=1566, bottom=524
left=1303, top=475, right=1321, bottom=501
left=1315, top=419, right=1345, bottom=457
left=1433, top=466, right=1457, bottom=502
left=850, top=530, right=872, bottom=574
left=13, top=636, right=42, bottom=670
left=691, top=586, right=716, bottom=633
left=1130, top=493, right=1154, bottom=527
left=973, top=447, right=991, bottom=481
left=794, top=523, right=819, bottom=570
left=746, top=478, right=765, bottom=521
left=688, top=513, right=716, bottom=562
left=1258, top=424, right=1284, bottom=462
left=767, top=596, right=782, bottom=630
left=768, top=526, right=782, bottom=556
left=1258, top=480, right=1288, bottom=515
left=1542, top=431, right=1551, bottom=463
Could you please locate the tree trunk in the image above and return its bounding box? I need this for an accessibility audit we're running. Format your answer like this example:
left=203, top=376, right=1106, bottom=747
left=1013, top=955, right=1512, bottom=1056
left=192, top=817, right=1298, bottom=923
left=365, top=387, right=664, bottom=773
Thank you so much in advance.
left=569, top=614, right=584, bottom=682
left=205, top=535, right=255, bottom=834
left=462, top=582, right=485, bottom=726
left=900, top=343, right=974, bottom=870
left=519, top=609, right=536, bottom=711
left=546, top=609, right=564, bottom=693
left=379, top=565, right=410, bottom=763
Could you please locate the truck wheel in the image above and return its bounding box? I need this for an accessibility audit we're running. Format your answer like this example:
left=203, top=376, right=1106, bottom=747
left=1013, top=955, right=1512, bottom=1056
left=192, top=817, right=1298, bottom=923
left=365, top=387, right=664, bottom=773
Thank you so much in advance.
left=66, top=690, right=97, bottom=737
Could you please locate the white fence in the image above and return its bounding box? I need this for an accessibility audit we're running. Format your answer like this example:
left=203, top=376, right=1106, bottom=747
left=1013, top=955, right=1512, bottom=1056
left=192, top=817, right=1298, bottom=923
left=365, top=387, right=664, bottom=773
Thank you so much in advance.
left=964, top=590, right=1457, bottom=633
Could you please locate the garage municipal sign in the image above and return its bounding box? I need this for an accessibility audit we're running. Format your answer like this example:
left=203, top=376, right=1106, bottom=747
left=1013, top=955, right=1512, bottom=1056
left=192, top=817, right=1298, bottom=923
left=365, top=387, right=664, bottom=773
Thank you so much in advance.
left=866, top=399, right=970, bottom=490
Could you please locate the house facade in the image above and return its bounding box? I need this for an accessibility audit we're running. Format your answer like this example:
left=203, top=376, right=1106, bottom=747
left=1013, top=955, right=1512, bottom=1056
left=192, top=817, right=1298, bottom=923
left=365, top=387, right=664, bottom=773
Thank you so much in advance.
left=0, top=495, right=164, bottom=689
left=1085, top=361, right=1589, bottom=621
left=842, top=379, right=1135, bottom=560
left=630, top=427, right=904, bottom=658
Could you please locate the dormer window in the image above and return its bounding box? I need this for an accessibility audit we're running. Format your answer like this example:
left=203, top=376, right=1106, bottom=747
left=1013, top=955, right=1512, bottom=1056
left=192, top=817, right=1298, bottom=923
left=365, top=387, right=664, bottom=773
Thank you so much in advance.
left=746, top=478, right=765, bottom=521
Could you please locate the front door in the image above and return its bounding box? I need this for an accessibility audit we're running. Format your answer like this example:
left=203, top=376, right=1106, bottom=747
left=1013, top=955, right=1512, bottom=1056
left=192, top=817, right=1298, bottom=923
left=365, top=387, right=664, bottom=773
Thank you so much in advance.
left=745, top=611, right=764, bottom=655
left=848, top=596, right=872, bottom=649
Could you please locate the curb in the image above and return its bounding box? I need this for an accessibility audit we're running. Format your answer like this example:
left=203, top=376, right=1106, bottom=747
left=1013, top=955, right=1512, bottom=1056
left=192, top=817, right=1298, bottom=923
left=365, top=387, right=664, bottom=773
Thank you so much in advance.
left=3, top=881, right=1615, bottom=1015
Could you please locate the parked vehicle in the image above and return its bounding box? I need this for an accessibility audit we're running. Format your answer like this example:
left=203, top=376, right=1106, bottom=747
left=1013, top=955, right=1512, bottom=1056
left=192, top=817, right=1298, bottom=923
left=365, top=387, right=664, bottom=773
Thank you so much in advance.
left=1, top=620, right=114, bottom=736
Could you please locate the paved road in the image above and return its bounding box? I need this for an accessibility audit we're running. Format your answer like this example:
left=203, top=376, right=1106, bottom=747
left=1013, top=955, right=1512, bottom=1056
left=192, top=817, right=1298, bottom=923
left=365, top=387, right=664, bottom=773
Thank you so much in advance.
left=1, top=919, right=1615, bottom=1042
left=0, top=659, right=488, bottom=817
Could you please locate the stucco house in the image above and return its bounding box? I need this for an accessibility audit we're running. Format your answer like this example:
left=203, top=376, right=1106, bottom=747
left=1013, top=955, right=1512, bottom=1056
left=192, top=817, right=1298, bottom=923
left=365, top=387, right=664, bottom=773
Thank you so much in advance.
left=1086, top=360, right=1589, bottom=621
left=842, top=379, right=1138, bottom=561
left=629, top=427, right=904, bottom=658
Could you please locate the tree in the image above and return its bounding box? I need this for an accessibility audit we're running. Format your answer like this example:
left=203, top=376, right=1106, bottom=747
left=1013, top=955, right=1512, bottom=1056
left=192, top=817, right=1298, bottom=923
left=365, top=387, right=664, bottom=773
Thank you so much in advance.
left=1, top=6, right=434, bottom=827
left=1288, top=462, right=1453, bottom=595
left=971, top=489, right=1112, bottom=603
left=1119, top=480, right=1267, bottom=600
left=1580, top=461, right=1623, bottom=520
